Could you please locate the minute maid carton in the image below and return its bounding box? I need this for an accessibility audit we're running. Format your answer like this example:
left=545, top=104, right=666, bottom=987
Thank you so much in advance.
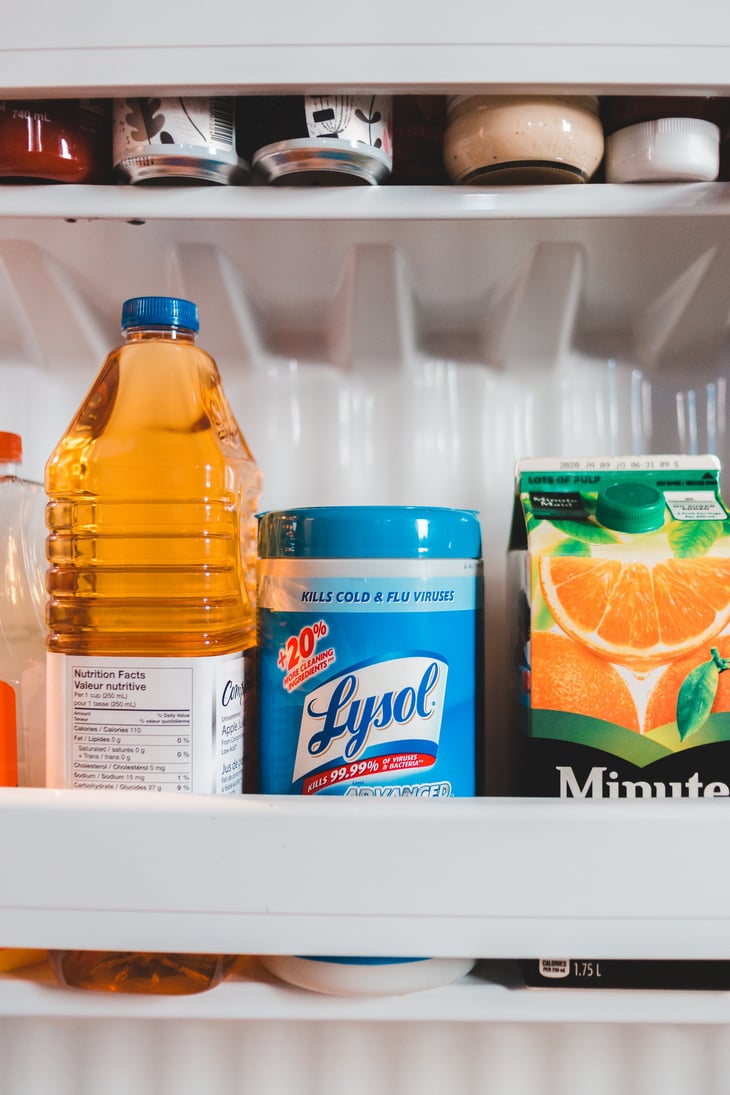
left=510, top=455, right=730, bottom=988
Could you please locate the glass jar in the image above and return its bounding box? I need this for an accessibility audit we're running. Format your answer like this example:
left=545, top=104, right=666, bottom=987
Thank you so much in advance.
left=443, top=95, right=604, bottom=185
left=246, top=95, right=393, bottom=186
left=0, top=99, right=111, bottom=183
left=113, top=97, right=250, bottom=185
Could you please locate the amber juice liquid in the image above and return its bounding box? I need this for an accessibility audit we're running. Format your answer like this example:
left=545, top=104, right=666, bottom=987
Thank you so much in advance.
left=46, top=328, right=260, bottom=994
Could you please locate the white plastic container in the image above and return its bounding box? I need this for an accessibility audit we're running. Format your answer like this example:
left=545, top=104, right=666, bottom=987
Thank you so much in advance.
left=260, top=955, right=475, bottom=996
left=605, top=116, right=720, bottom=182
left=256, top=506, right=482, bottom=995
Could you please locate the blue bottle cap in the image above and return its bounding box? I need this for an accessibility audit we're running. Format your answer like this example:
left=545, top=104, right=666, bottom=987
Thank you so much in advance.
left=121, top=296, right=199, bottom=333
left=257, top=506, right=482, bottom=560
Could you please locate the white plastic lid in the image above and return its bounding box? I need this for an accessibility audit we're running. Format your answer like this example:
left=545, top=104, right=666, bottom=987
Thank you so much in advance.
left=258, top=955, right=475, bottom=996
left=605, top=117, right=720, bottom=183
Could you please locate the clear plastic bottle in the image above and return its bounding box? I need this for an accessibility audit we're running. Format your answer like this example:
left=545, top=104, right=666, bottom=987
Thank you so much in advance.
left=0, top=431, right=47, bottom=788
left=45, top=295, right=261, bottom=994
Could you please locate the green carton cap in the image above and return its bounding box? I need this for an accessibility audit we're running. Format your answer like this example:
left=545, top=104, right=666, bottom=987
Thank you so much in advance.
left=595, top=481, right=666, bottom=533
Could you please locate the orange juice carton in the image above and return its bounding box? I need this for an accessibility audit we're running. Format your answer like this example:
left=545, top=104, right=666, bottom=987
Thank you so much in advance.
left=509, top=455, right=730, bottom=988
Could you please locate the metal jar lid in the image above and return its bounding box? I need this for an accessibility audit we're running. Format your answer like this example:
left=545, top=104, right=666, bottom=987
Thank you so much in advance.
left=252, top=137, right=392, bottom=186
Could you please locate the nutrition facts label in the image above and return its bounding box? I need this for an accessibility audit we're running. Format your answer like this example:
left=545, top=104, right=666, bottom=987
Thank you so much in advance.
left=47, top=652, right=246, bottom=794
left=72, top=665, right=195, bottom=791
left=664, top=490, right=728, bottom=522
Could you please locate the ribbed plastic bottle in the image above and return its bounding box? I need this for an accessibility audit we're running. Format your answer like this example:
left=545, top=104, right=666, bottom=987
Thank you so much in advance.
left=0, top=431, right=47, bottom=788
left=45, top=295, right=261, bottom=995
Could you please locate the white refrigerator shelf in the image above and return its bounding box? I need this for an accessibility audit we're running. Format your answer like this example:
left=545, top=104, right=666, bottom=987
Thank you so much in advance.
left=1, top=789, right=729, bottom=959
left=0, top=183, right=726, bottom=222
left=3, top=957, right=730, bottom=1024
left=2, top=0, right=730, bottom=94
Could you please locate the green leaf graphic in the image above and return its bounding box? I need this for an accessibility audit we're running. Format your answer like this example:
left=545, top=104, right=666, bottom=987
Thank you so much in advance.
left=531, top=711, right=674, bottom=766
left=676, top=660, right=719, bottom=741
left=547, top=520, right=618, bottom=545
left=533, top=601, right=555, bottom=631
left=552, top=539, right=591, bottom=558
left=668, top=519, right=723, bottom=559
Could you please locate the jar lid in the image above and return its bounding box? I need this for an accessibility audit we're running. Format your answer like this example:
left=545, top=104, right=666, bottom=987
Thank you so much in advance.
left=252, top=139, right=392, bottom=186
left=605, top=117, right=720, bottom=183
left=121, top=296, right=199, bottom=333
left=257, top=506, right=482, bottom=559
left=0, top=432, right=22, bottom=462
left=595, top=481, right=666, bottom=533
left=446, top=94, right=599, bottom=115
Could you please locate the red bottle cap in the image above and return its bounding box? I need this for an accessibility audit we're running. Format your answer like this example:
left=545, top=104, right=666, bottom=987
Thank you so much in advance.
left=0, top=682, right=18, bottom=786
left=0, top=432, right=22, bottom=462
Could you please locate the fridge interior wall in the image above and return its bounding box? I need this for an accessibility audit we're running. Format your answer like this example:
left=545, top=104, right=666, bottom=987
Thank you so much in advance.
left=4, top=205, right=730, bottom=788
left=2, top=0, right=730, bottom=1091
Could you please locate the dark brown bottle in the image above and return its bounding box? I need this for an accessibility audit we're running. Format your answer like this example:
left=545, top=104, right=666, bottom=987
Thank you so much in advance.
left=390, top=96, right=448, bottom=184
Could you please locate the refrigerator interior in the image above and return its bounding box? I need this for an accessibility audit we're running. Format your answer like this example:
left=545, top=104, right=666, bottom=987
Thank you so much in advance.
left=2, top=1, right=730, bottom=1091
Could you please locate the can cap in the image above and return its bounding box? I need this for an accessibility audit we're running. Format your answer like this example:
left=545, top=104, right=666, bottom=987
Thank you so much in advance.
left=257, top=506, right=482, bottom=559
left=0, top=432, right=21, bottom=463
left=121, top=296, right=199, bottom=333
left=595, top=481, right=666, bottom=533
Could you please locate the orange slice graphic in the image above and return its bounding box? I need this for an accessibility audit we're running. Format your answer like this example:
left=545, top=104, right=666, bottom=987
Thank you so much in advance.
left=531, top=630, right=640, bottom=732
left=539, top=554, right=730, bottom=671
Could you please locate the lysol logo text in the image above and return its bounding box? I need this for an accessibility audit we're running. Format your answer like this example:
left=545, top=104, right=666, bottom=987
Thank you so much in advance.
left=292, top=655, right=447, bottom=786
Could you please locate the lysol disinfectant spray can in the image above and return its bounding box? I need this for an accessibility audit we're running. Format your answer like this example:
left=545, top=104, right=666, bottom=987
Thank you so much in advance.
left=256, top=505, right=482, bottom=995
left=45, top=295, right=261, bottom=995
